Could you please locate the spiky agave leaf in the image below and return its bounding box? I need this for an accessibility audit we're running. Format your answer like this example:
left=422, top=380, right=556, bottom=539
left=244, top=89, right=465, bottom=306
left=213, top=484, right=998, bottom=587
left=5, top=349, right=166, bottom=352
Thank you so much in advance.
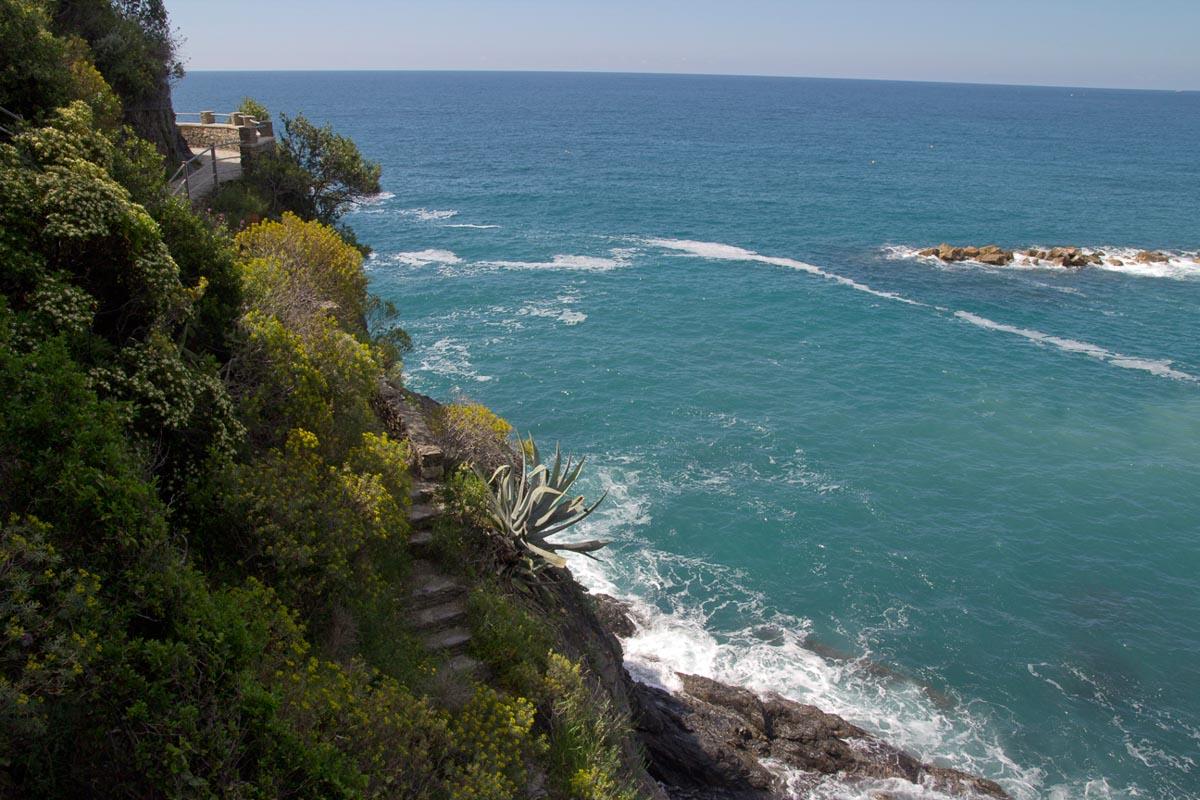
left=483, top=434, right=609, bottom=571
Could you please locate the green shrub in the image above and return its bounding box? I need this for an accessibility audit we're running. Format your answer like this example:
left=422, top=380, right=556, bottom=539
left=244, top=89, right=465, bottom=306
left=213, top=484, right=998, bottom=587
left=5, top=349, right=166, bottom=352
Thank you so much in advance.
left=543, top=653, right=639, bottom=800
left=238, top=96, right=270, bottom=122
left=234, top=428, right=409, bottom=618
left=467, top=585, right=553, bottom=695
left=207, top=178, right=272, bottom=230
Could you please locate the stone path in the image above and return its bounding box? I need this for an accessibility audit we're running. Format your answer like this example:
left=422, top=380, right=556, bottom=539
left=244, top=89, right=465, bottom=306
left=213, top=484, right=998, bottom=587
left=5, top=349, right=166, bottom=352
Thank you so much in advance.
left=170, top=145, right=242, bottom=201
left=384, top=381, right=482, bottom=678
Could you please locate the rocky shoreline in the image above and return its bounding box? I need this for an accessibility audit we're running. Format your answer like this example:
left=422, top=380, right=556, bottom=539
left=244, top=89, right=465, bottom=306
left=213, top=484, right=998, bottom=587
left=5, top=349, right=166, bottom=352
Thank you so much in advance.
left=916, top=243, right=1189, bottom=269
left=547, top=580, right=1009, bottom=799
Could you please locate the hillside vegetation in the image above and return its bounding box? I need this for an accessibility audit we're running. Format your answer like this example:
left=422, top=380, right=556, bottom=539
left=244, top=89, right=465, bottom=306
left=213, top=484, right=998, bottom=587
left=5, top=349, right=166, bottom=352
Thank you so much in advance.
left=0, top=2, right=642, bottom=798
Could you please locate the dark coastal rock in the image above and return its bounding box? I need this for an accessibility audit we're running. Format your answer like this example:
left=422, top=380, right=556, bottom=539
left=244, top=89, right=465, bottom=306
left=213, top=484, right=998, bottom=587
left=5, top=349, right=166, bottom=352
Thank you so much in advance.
left=592, top=593, right=639, bottom=638
left=1135, top=250, right=1169, bottom=263
left=636, top=673, right=1010, bottom=800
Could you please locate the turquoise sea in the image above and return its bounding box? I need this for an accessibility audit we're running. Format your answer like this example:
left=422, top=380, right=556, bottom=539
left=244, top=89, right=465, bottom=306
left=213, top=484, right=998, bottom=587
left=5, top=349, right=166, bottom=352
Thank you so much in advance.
left=176, top=72, right=1200, bottom=799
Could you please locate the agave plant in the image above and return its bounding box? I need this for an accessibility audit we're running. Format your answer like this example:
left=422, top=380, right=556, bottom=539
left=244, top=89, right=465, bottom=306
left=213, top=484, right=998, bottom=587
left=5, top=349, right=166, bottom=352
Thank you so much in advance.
left=486, top=437, right=607, bottom=569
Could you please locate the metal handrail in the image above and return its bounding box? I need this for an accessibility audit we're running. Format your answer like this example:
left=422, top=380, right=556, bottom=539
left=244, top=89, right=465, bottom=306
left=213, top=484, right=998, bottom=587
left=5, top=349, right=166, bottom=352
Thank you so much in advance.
left=0, top=105, right=22, bottom=139
left=169, top=135, right=244, bottom=199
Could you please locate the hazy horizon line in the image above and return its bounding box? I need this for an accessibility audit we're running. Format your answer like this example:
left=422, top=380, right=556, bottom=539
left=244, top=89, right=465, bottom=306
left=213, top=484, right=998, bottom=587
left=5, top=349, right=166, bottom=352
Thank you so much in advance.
left=178, top=67, right=1198, bottom=94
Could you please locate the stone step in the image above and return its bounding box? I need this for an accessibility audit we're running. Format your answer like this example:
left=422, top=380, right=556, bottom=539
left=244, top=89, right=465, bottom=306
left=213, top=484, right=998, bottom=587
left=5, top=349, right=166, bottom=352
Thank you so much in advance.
left=410, top=480, right=439, bottom=503
left=423, top=626, right=471, bottom=655
left=412, top=598, right=467, bottom=633
left=409, top=529, right=434, bottom=556
left=414, top=444, right=445, bottom=480
left=409, top=561, right=464, bottom=608
left=408, top=502, right=444, bottom=529
left=443, top=653, right=483, bottom=678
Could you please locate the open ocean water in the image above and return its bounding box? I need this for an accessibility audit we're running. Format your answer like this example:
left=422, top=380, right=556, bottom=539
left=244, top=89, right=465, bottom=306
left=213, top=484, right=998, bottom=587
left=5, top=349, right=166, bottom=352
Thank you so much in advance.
left=176, top=72, right=1200, bottom=799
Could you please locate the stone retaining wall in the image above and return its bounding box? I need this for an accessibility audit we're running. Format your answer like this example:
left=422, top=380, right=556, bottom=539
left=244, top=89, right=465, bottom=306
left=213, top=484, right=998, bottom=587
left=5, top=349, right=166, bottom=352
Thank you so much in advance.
left=178, top=123, right=241, bottom=149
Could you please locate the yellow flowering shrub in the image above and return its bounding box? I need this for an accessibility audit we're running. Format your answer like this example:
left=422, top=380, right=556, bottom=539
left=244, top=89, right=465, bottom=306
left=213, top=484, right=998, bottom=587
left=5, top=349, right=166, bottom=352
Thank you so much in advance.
left=235, top=428, right=409, bottom=616
left=236, top=212, right=369, bottom=334
left=543, top=653, right=639, bottom=800
left=432, top=401, right=520, bottom=471
left=0, top=516, right=101, bottom=747
left=269, top=626, right=540, bottom=800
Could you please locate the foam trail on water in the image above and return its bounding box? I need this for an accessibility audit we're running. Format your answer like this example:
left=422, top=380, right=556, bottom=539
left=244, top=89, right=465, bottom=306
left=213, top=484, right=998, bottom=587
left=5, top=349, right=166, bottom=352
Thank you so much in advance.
left=379, top=249, right=462, bottom=268
left=953, top=311, right=1197, bottom=381
left=649, top=238, right=1196, bottom=383
left=480, top=252, right=632, bottom=272
left=400, top=207, right=459, bottom=221
left=648, top=238, right=927, bottom=306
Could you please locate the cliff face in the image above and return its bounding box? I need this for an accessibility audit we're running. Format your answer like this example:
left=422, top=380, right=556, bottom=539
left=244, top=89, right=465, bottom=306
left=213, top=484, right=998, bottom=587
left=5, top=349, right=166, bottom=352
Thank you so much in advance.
left=125, top=72, right=192, bottom=166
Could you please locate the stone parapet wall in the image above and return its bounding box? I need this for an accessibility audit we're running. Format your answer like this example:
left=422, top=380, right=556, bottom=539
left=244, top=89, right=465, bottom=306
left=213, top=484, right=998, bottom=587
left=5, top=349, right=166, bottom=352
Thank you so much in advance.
left=178, top=123, right=241, bottom=149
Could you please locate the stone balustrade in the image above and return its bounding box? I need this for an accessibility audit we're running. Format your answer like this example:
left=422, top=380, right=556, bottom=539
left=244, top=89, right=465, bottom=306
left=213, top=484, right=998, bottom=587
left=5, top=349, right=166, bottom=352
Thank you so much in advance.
left=176, top=110, right=275, bottom=159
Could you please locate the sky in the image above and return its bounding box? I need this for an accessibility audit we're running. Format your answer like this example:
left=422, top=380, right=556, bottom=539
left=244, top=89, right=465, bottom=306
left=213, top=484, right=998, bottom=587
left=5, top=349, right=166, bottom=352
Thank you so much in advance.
left=171, top=0, right=1200, bottom=91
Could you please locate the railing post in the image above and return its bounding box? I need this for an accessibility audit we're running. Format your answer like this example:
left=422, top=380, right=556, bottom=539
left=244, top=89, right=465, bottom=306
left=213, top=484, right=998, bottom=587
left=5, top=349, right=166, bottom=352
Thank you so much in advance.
left=183, top=161, right=191, bottom=200
left=200, top=110, right=214, bottom=124
left=210, top=144, right=218, bottom=190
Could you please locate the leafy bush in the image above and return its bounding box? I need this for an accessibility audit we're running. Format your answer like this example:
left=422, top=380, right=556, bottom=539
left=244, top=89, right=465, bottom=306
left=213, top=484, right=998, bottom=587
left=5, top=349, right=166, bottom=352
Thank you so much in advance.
left=234, top=428, right=409, bottom=618
left=543, top=653, right=639, bottom=800
left=432, top=401, right=519, bottom=471
left=207, top=176, right=272, bottom=230
left=467, top=585, right=553, bottom=695
left=238, top=96, right=270, bottom=122
left=0, top=0, right=73, bottom=120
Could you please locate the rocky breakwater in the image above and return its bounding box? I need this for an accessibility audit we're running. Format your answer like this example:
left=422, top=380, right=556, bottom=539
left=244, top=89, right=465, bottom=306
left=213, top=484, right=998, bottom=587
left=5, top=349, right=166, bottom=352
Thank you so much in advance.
left=917, top=243, right=1183, bottom=269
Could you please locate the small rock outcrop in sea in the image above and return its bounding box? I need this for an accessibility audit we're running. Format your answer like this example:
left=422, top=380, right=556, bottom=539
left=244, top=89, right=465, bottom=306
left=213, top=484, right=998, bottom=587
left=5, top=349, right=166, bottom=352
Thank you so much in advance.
left=915, top=244, right=1186, bottom=270
left=918, top=243, right=1017, bottom=266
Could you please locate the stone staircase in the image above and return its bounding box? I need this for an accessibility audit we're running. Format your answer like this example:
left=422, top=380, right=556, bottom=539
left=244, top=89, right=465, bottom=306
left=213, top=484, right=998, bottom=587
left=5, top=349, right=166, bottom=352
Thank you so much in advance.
left=386, top=384, right=482, bottom=678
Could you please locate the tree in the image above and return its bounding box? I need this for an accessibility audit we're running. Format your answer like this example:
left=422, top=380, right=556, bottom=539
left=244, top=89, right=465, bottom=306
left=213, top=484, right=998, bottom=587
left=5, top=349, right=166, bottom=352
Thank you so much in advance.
left=248, top=112, right=381, bottom=226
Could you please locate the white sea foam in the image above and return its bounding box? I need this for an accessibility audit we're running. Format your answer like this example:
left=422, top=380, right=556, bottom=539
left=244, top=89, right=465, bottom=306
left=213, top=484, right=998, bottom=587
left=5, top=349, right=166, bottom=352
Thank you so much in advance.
left=383, top=248, right=463, bottom=267
left=649, top=238, right=927, bottom=306
left=517, top=293, right=588, bottom=326
left=416, top=337, right=492, bottom=383
left=443, top=223, right=501, bottom=229
left=885, top=245, right=1200, bottom=281
left=351, top=190, right=395, bottom=207
left=953, top=311, right=1196, bottom=381
left=400, top=207, right=460, bottom=221
left=481, top=251, right=632, bottom=272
